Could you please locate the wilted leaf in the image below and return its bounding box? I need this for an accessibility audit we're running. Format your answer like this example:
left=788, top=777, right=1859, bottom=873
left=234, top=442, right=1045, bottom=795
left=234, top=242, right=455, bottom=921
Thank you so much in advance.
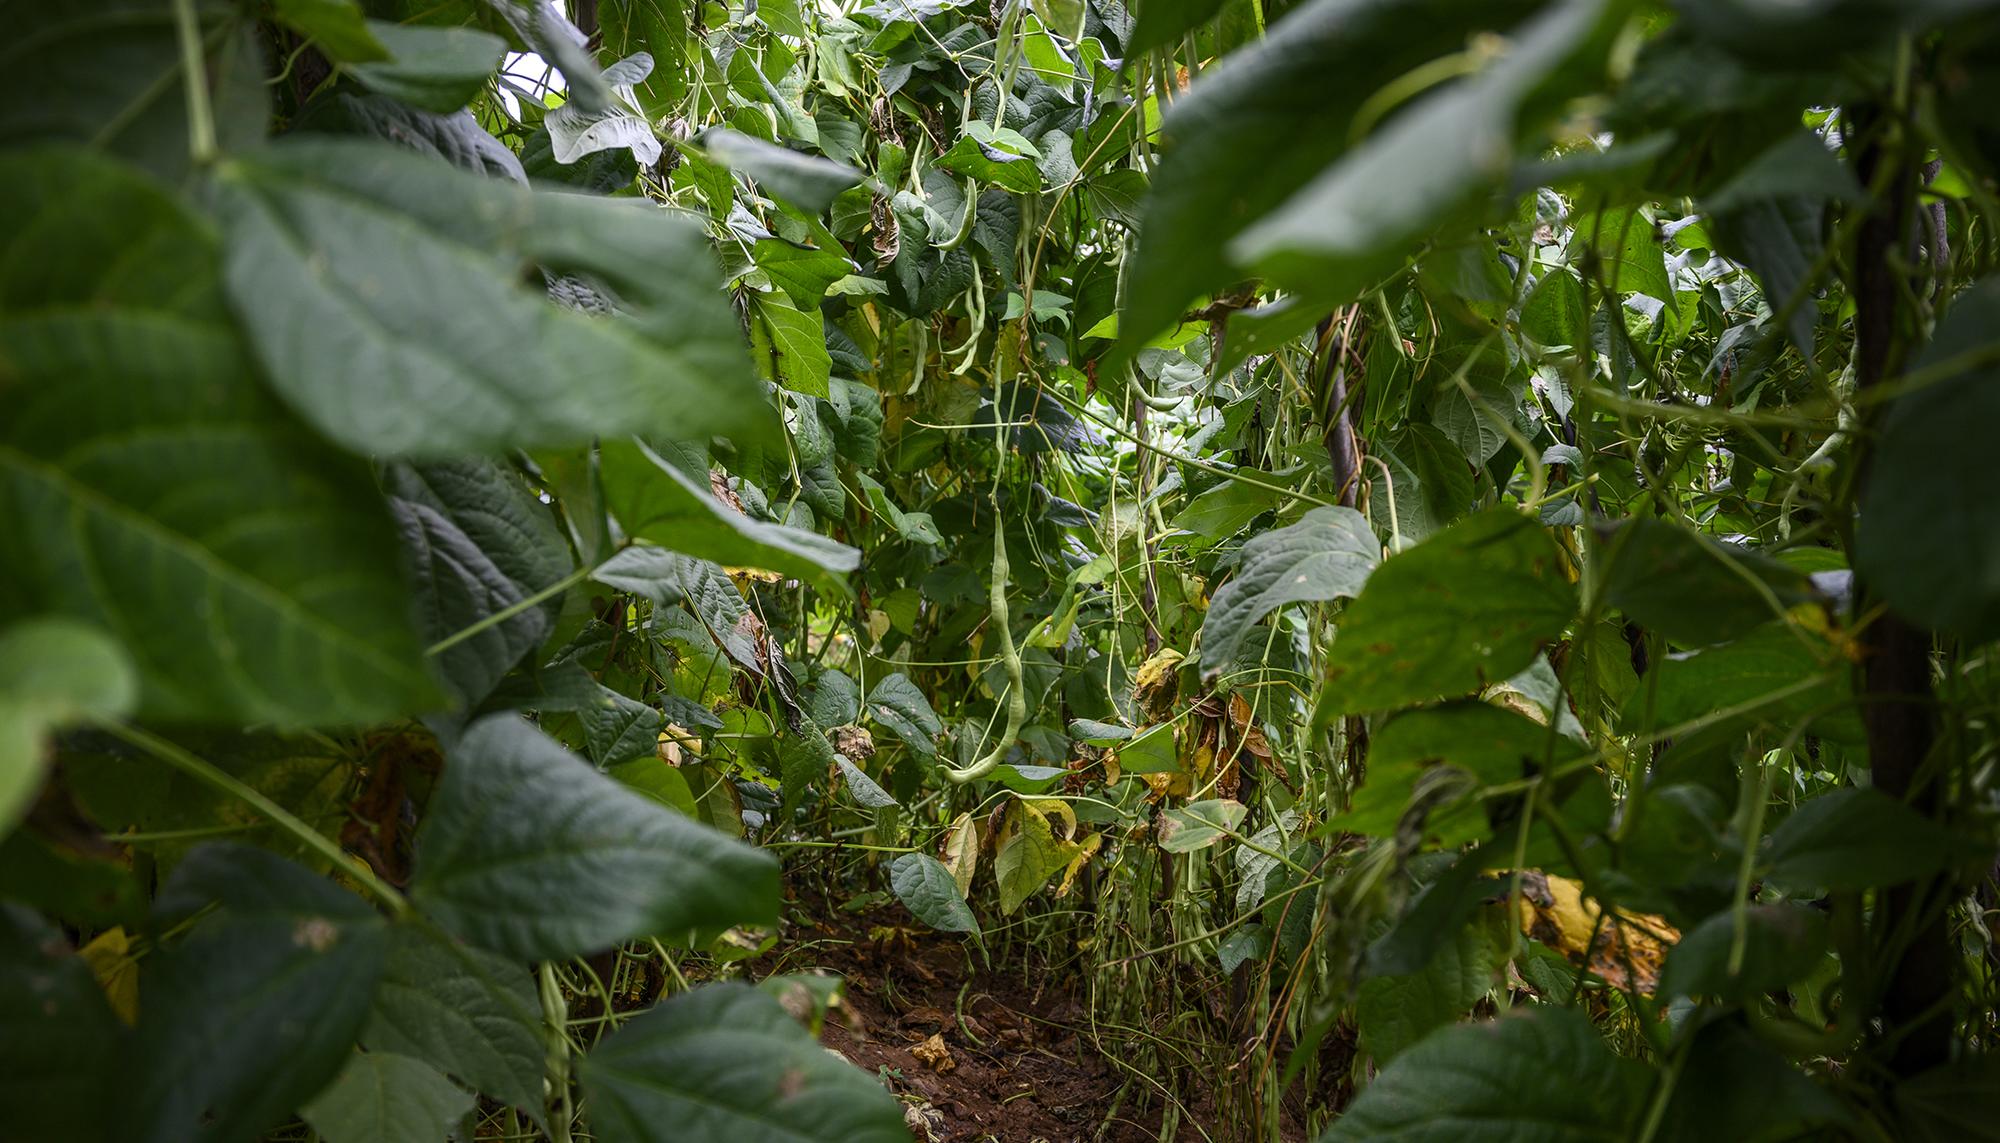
left=1158, top=799, right=1248, bottom=853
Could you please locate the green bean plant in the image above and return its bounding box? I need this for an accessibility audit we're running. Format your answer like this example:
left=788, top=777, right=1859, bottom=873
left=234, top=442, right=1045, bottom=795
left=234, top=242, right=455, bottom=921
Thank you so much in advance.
left=3, top=0, right=2000, bottom=1141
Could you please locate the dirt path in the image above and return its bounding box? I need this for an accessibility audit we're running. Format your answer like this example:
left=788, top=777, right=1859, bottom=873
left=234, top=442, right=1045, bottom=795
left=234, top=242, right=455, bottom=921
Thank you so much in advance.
left=773, top=913, right=1187, bottom=1142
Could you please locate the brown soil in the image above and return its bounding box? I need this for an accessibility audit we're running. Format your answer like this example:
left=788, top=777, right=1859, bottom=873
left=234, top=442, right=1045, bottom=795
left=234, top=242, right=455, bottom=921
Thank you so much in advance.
left=773, top=912, right=1185, bottom=1142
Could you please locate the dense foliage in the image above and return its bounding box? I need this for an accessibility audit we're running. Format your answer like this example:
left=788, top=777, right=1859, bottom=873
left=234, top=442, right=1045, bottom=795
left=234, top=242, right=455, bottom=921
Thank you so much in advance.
left=4, top=0, right=2000, bottom=1139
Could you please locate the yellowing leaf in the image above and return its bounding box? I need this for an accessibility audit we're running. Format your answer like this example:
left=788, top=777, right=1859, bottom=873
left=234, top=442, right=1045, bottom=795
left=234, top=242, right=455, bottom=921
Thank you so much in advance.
left=1056, top=833, right=1102, bottom=896
left=941, top=812, right=980, bottom=897
left=994, top=802, right=1066, bottom=914
left=1516, top=873, right=1678, bottom=995
left=1133, top=648, right=1185, bottom=722
left=79, top=927, right=139, bottom=1025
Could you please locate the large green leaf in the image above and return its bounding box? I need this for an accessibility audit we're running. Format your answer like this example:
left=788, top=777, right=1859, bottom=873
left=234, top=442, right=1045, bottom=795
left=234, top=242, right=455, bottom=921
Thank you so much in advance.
left=750, top=291, right=834, bottom=398
left=348, top=21, right=507, bottom=112
left=597, top=548, right=766, bottom=674
left=599, top=439, right=859, bottom=597
left=755, top=237, right=853, bottom=309
left=0, top=619, right=136, bottom=832
left=1658, top=902, right=1827, bottom=1004
left=1356, top=909, right=1505, bottom=1063
left=1765, top=788, right=1958, bottom=892
left=1701, top=131, right=1864, bottom=354
left=1319, top=1007, right=1648, bottom=1141
left=0, top=148, right=434, bottom=725
left=1170, top=477, right=1284, bottom=548
left=937, top=121, right=1045, bottom=192
left=384, top=458, right=573, bottom=708
left=1857, top=274, right=2000, bottom=639
left=301, top=1052, right=475, bottom=1143
left=698, top=128, right=865, bottom=213
left=579, top=686, right=668, bottom=766
left=127, top=844, right=390, bottom=1143
left=1579, top=206, right=1672, bottom=303
left=1599, top=518, right=1814, bottom=647
left=0, top=904, right=125, bottom=1142
left=865, top=672, right=946, bottom=758
left=838, top=756, right=899, bottom=808
left=362, top=923, right=547, bottom=1123
left=779, top=723, right=837, bottom=812
left=1199, top=505, right=1378, bottom=676
left=1385, top=422, right=1479, bottom=539
left=1122, top=0, right=1546, bottom=347
left=216, top=139, right=769, bottom=457
left=581, top=982, right=907, bottom=1143
left=890, top=853, right=981, bottom=936
left=484, top=0, right=613, bottom=111
left=1895, top=1054, right=2000, bottom=1143
left=1320, top=511, right=1576, bottom=716
left=1233, top=0, right=1610, bottom=305
left=1626, top=624, right=1861, bottom=742
left=411, top=715, right=780, bottom=961
left=1343, top=700, right=1552, bottom=845
left=1672, top=0, right=1950, bottom=66
left=272, top=0, right=387, bottom=60
left=600, top=0, right=692, bottom=115
left=1127, top=0, right=1232, bottom=55
left=545, top=52, right=662, bottom=166
left=299, top=91, right=528, bottom=182
left=1656, top=1021, right=1851, bottom=1143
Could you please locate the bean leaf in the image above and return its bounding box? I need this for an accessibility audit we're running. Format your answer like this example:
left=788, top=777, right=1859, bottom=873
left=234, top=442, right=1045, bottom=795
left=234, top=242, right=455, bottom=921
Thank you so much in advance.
left=411, top=715, right=780, bottom=961
left=217, top=139, right=770, bottom=457
left=1320, top=1007, right=1647, bottom=1142
left=579, top=983, right=908, bottom=1143
left=890, top=853, right=981, bottom=936
left=1200, top=506, right=1378, bottom=676
left=1319, top=511, right=1576, bottom=717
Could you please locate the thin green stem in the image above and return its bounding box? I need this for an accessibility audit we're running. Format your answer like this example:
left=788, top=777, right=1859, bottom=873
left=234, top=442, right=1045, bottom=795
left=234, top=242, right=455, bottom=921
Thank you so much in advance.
left=428, top=562, right=597, bottom=656
left=103, top=721, right=409, bottom=915
left=170, top=0, right=217, bottom=165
